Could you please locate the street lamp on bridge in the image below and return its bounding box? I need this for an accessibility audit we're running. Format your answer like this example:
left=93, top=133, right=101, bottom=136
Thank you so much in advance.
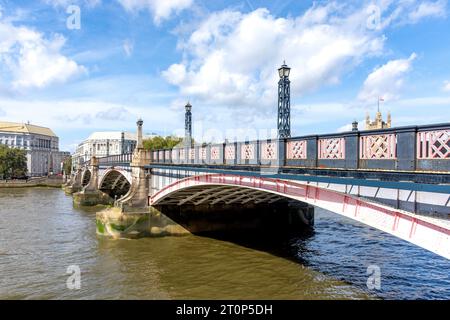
left=185, top=102, right=193, bottom=147
left=278, top=61, right=291, bottom=139
left=137, top=118, right=144, bottom=149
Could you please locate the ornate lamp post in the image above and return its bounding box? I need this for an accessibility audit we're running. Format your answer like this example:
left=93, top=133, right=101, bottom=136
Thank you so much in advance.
left=185, top=102, right=192, bottom=147
left=277, top=61, right=291, bottom=138
left=137, top=118, right=144, bottom=149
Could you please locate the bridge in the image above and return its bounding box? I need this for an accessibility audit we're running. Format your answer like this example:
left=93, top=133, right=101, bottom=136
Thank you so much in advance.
left=64, top=119, right=450, bottom=260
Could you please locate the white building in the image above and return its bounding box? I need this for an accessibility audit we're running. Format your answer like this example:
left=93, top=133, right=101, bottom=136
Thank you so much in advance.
left=72, top=131, right=155, bottom=170
left=0, top=121, right=70, bottom=177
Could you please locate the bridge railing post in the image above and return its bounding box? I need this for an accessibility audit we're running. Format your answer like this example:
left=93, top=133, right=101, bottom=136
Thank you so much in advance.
left=194, top=145, right=201, bottom=165
left=178, top=147, right=184, bottom=164
left=189, top=146, right=196, bottom=165
left=165, top=149, right=171, bottom=164
left=174, top=148, right=180, bottom=164
left=182, top=147, right=186, bottom=165
left=203, top=145, right=210, bottom=165
left=344, top=131, right=359, bottom=170
left=221, top=143, right=226, bottom=165
left=397, top=126, right=417, bottom=171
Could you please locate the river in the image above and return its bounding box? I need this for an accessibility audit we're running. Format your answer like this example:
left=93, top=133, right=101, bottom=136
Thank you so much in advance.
left=0, top=188, right=449, bottom=300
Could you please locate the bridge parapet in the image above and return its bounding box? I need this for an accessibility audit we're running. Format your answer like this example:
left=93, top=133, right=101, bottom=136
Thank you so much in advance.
left=150, top=123, right=450, bottom=172
left=98, top=153, right=133, bottom=166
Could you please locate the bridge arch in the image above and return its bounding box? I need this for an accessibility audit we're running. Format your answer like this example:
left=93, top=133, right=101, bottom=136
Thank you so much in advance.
left=151, top=174, right=450, bottom=259
left=81, top=169, right=92, bottom=187
left=99, top=168, right=132, bottom=200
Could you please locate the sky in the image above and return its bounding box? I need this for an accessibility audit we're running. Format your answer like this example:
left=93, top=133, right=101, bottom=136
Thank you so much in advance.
left=0, top=0, right=450, bottom=152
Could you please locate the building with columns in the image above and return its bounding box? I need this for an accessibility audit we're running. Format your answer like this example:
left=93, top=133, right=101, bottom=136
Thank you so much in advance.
left=72, top=131, right=156, bottom=171
left=0, top=121, right=70, bottom=177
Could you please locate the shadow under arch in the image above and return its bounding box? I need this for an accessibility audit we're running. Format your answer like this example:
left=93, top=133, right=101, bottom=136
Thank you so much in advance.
left=151, top=181, right=317, bottom=262
left=81, top=170, right=91, bottom=187
left=99, top=169, right=131, bottom=200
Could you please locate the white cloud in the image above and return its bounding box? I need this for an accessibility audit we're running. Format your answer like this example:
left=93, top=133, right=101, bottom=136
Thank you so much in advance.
left=357, top=53, right=417, bottom=103
left=43, top=0, right=101, bottom=8
left=123, top=39, right=134, bottom=57
left=408, top=0, right=447, bottom=22
left=117, top=0, right=193, bottom=24
left=163, top=4, right=388, bottom=111
left=0, top=18, right=86, bottom=89
left=381, top=0, right=447, bottom=26
left=96, top=106, right=131, bottom=121
left=443, top=80, right=450, bottom=92
left=0, top=97, right=184, bottom=150
left=163, top=63, right=186, bottom=86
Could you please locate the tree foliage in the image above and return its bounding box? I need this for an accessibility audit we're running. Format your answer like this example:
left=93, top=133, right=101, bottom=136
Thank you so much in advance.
left=63, top=156, right=72, bottom=175
left=0, top=145, right=28, bottom=179
left=143, top=136, right=184, bottom=151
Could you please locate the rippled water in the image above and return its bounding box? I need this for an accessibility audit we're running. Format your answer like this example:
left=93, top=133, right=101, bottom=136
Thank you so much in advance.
left=0, top=188, right=449, bottom=300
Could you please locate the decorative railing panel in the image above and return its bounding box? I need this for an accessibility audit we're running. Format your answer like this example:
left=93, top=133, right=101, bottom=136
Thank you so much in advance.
left=189, top=148, right=195, bottom=160
left=179, top=149, right=185, bottom=160
left=319, top=138, right=345, bottom=160
left=211, top=146, right=220, bottom=160
left=287, top=140, right=307, bottom=160
left=360, top=134, right=397, bottom=159
left=261, top=142, right=277, bottom=160
left=241, top=144, right=255, bottom=160
left=225, top=145, right=235, bottom=160
left=417, top=130, right=450, bottom=159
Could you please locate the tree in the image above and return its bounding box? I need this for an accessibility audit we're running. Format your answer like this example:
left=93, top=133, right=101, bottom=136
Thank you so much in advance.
left=63, top=156, right=72, bottom=175
left=143, top=136, right=184, bottom=151
left=0, top=145, right=27, bottom=179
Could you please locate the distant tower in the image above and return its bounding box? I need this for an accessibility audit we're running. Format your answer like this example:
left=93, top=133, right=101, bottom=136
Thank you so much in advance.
left=352, top=120, right=359, bottom=132
left=185, top=102, right=193, bottom=147
left=277, top=61, right=291, bottom=138
left=365, top=111, right=392, bottom=130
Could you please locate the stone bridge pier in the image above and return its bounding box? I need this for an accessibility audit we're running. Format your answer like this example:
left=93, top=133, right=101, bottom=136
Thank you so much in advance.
left=73, top=156, right=112, bottom=206
left=94, top=119, right=189, bottom=238
left=63, top=168, right=83, bottom=195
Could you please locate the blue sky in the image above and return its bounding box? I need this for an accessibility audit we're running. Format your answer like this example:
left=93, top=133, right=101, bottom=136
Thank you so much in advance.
left=0, top=0, right=450, bottom=151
